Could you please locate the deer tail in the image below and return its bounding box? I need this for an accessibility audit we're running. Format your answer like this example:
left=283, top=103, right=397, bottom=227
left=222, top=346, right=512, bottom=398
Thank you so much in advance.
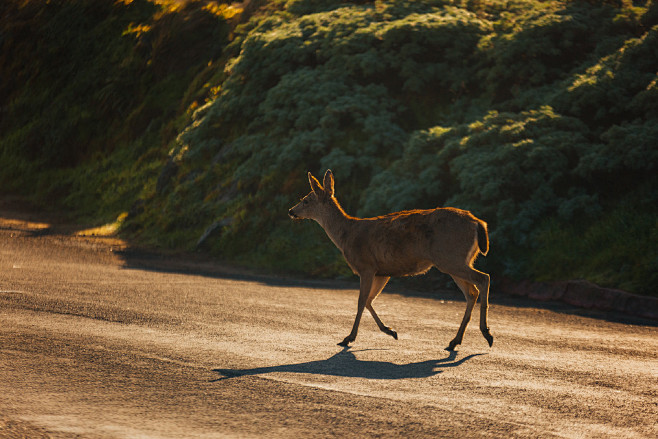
left=477, top=220, right=489, bottom=256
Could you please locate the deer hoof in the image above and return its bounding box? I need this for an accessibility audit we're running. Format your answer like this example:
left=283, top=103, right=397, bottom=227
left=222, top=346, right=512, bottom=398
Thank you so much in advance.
left=446, top=340, right=458, bottom=351
left=388, top=329, right=398, bottom=340
left=338, top=337, right=352, bottom=346
left=482, top=330, right=494, bottom=347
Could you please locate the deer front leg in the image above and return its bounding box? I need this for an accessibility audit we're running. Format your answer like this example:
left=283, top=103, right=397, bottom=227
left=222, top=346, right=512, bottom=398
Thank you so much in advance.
left=338, top=272, right=374, bottom=346
left=366, top=275, right=397, bottom=340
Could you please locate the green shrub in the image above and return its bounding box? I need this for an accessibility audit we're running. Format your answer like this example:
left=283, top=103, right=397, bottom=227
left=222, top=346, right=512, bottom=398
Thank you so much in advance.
left=3, top=0, right=657, bottom=294
left=1, top=0, right=230, bottom=216
left=531, top=183, right=658, bottom=297
left=148, top=0, right=658, bottom=287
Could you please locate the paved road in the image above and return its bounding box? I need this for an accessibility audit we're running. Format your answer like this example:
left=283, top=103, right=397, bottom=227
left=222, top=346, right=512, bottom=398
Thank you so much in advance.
left=0, top=210, right=657, bottom=438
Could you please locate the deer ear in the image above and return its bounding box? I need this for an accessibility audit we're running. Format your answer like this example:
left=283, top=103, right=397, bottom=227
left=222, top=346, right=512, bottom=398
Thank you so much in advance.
left=323, top=170, right=334, bottom=197
left=308, top=172, right=323, bottom=194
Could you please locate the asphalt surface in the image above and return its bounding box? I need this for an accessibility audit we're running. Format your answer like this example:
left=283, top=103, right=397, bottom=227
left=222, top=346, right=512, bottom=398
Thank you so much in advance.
left=0, top=209, right=657, bottom=438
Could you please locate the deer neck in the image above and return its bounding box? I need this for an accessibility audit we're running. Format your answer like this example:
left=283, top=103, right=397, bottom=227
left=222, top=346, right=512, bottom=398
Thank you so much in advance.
left=315, top=198, right=354, bottom=252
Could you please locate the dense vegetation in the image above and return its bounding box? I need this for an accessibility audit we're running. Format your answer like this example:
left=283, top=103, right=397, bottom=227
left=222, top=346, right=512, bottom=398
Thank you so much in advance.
left=2, top=0, right=657, bottom=295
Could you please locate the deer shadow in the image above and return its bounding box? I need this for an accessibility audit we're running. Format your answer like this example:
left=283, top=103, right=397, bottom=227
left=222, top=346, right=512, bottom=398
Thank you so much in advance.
left=211, top=348, right=485, bottom=381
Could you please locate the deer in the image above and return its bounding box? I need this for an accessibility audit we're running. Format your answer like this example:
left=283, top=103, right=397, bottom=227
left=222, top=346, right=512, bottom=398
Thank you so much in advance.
left=288, top=170, right=492, bottom=351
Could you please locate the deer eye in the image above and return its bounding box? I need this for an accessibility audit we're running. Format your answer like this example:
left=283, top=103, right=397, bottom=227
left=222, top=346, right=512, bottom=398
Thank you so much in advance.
left=303, top=199, right=309, bottom=205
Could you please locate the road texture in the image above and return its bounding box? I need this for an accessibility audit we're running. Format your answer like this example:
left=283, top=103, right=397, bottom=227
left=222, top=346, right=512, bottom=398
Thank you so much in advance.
left=0, top=207, right=657, bottom=438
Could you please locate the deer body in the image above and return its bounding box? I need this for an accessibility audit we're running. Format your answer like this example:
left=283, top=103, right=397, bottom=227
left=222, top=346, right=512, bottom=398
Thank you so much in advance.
left=289, top=170, right=492, bottom=351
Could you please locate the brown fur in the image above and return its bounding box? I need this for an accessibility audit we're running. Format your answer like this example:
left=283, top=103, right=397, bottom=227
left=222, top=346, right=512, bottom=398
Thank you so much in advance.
left=289, top=170, right=492, bottom=350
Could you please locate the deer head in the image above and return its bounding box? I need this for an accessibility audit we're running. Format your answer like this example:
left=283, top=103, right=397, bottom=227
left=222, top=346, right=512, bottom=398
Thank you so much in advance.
left=288, top=170, right=335, bottom=222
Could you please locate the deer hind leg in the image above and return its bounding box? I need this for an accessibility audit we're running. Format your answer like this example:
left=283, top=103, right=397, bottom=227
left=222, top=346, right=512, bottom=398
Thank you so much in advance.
left=477, top=270, right=493, bottom=347
left=447, top=275, right=479, bottom=351
left=447, top=267, right=492, bottom=350
left=366, top=276, right=398, bottom=340
left=338, top=272, right=375, bottom=346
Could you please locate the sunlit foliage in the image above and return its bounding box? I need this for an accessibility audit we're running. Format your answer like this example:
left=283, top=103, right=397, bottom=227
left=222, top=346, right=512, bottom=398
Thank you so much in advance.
left=2, top=0, right=657, bottom=294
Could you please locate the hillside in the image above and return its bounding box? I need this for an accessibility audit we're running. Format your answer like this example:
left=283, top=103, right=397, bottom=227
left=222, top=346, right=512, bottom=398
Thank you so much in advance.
left=1, top=0, right=657, bottom=295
